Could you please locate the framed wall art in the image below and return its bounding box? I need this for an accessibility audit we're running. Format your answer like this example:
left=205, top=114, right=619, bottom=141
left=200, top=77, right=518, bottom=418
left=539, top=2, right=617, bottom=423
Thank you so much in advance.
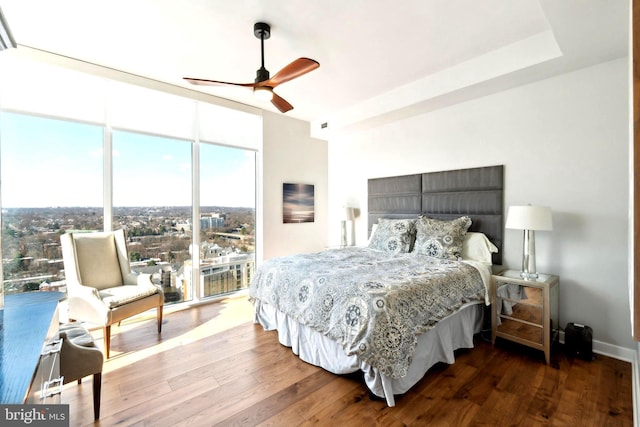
left=283, top=183, right=314, bottom=223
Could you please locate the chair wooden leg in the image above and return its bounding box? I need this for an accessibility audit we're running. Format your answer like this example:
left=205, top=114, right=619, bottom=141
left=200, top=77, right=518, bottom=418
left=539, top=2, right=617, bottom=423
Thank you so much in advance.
left=104, top=326, right=111, bottom=359
left=157, top=305, right=163, bottom=333
left=92, top=372, right=101, bottom=420
left=77, top=378, right=82, bottom=385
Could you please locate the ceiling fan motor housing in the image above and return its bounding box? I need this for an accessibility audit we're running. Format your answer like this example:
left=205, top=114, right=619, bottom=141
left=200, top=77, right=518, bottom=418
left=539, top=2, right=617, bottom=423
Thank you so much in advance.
left=254, top=22, right=271, bottom=39
left=255, top=67, right=270, bottom=83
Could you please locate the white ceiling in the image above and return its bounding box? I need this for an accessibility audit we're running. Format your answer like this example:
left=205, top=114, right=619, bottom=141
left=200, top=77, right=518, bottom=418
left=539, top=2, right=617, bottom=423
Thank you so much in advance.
left=0, top=0, right=629, bottom=134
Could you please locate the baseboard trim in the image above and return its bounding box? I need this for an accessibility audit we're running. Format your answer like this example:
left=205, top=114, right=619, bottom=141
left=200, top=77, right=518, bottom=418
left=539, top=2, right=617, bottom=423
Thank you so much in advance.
left=592, top=338, right=637, bottom=362
left=633, top=348, right=639, bottom=427
left=558, top=331, right=635, bottom=361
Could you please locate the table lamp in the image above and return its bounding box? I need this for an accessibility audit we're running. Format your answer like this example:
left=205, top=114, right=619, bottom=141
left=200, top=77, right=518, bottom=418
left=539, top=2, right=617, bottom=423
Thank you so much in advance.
left=341, top=207, right=354, bottom=247
left=505, top=205, right=552, bottom=279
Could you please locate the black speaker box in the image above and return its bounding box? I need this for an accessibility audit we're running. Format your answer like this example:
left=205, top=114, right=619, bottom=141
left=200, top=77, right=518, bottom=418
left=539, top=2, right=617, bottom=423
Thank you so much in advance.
left=565, top=322, right=593, bottom=361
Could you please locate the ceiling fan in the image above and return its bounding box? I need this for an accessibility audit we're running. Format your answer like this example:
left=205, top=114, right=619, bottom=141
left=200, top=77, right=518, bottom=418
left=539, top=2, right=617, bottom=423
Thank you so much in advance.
left=183, top=22, right=319, bottom=113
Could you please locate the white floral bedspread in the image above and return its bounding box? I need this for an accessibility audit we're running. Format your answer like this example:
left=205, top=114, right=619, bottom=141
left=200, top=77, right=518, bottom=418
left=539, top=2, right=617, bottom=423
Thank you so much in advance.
left=249, top=247, right=486, bottom=378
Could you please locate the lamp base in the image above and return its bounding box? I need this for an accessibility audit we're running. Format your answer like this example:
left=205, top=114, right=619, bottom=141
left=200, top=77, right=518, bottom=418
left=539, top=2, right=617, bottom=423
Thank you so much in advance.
left=521, top=229, right=538, bottom=281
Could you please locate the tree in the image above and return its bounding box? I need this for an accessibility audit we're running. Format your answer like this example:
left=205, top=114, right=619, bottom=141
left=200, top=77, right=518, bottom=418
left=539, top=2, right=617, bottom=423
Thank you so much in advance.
left=13, top=240, right=29, bottom=272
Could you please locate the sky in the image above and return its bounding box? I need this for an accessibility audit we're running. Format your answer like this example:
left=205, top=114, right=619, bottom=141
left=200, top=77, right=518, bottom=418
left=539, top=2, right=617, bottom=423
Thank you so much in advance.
left=0, top=112, right=256, bottom=208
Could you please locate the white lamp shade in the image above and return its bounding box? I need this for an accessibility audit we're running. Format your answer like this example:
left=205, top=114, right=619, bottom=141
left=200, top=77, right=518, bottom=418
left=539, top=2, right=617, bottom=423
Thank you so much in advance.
left=342, top=207, right=354, bottom=221
left=505, top=205, right=552, bottom=231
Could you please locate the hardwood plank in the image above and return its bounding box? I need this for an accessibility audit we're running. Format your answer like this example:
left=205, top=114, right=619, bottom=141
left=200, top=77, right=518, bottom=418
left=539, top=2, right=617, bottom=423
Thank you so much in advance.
left=523, top=357, right=568, bottom=422
left=61, top=296, right=634, bottom=426
left=596, top=357, right=634, bottom=425
left=106, top=372, right=261, bottom=427
left=169, top=367, right=322, bottom=426
left=304, top=386, right=391, bottom=426
left=461, top=389, right=515, bottom=426
left=256, top=376, right=362, bottom=426
left=396, top=362, right=479, bottom=424
left=211, top=370, right=337, bottom=426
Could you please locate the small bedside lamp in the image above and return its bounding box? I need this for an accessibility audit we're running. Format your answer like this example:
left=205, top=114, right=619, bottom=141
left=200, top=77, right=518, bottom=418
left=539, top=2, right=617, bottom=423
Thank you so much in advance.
left=506, top=205, right=552, bottom=280
left=341, top=207, right=354, bottom=247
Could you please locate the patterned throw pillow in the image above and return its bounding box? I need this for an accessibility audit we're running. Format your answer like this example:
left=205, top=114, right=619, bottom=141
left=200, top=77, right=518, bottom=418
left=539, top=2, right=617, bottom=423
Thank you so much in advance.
left=413, top=216, right=472, bottom=260
left=367, top=218, right=416, bottom=254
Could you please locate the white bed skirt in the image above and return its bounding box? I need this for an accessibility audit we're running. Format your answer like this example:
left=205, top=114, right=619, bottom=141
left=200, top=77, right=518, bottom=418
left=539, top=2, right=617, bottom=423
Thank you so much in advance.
left=253, top=299, right=485, bottom=407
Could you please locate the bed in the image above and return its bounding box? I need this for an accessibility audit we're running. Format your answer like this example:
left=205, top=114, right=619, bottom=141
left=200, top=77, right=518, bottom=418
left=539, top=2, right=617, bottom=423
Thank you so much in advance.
left=250, top=165, right=504, bottom=406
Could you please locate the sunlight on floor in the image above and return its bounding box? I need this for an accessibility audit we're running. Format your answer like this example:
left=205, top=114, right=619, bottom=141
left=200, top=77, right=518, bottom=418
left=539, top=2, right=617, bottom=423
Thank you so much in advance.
left=93, top=295, right=255, bottom=373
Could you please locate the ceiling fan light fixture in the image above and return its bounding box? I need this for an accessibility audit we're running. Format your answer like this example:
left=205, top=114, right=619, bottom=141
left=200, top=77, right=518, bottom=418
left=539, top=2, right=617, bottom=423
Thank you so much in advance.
left=254, top=86, right=273, bottom=102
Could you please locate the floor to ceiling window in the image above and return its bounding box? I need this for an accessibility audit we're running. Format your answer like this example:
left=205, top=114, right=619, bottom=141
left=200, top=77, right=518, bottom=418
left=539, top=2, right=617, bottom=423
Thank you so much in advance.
left=112, top=130, right=193, bottom=303
left=198, top=142, right=256, bottom=299
left=0, top=52, right=262, bottom=303
left=0, top=112, right=103, bottom=293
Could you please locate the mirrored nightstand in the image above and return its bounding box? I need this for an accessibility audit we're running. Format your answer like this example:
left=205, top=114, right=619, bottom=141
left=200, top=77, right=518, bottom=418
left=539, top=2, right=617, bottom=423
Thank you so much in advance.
left=490, top=269, right=559, bottom=364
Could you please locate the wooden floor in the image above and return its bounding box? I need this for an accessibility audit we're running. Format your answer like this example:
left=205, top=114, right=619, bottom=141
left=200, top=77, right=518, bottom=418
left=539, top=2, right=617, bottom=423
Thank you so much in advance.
left=62, top=295, right=634, bottom=426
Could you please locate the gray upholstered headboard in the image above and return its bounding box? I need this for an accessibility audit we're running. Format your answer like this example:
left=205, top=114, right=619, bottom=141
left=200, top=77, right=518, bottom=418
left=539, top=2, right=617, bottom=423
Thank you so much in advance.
left=368, top=165, right=504, bottom=265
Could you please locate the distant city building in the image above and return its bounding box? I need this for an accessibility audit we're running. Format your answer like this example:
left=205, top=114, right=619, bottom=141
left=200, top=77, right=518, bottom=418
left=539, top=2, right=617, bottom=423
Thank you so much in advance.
left=174, top=222, right=191, bottom=232
left=201, top=242, right=227, bottom=258
left=183, top=252, right=254, bottom=298
left=200, top=213, right=225, bottom=230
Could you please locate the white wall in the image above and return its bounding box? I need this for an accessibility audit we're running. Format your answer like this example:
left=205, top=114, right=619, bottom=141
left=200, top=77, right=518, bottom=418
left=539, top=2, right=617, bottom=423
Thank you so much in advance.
left=262, top=111, right=328, bottom=260
left=328, top=57, right=632, bottom=349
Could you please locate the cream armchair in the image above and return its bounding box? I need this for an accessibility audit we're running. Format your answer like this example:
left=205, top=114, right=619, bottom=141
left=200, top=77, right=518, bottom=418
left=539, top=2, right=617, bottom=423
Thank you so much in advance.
left=60, top=229, right=164, bottom=358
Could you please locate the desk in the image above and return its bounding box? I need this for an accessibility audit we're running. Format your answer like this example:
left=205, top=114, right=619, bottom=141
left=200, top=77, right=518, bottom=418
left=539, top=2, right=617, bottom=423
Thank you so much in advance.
left=0, top=291, right=64, bottom=403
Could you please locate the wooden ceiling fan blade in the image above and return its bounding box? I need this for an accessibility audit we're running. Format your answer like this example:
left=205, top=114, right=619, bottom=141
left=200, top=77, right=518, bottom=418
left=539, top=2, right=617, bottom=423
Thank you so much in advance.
left=183, top=77, right=257, bottom=88
left=263, top=58, right=319, bottom=87
left=271, top=92, right=293, bottom=113
left=185, top=24, right=316, bottom=114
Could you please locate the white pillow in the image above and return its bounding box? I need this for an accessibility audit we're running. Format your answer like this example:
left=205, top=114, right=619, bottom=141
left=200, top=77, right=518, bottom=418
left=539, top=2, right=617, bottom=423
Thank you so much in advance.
left=462, top=232, right=498, bottom=264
